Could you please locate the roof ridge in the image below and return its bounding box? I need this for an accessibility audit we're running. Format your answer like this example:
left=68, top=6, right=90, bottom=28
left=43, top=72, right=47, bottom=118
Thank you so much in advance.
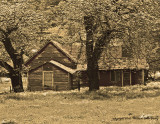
left=51, top=41, right=77, bottom=63
left=25, top=41, right=77, bottom=66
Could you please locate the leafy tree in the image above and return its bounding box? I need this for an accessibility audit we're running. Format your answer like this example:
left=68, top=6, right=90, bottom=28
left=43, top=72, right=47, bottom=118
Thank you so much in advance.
left=0, top=1, right=47, bottom=92
left=50, top=0, right=160, bottom=90
left=123, top=1, right=160, bottom=73
left=51, top=0, right=138, bottom=90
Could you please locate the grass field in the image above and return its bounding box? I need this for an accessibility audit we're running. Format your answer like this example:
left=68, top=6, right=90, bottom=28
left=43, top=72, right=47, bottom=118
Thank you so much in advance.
left=1, top=81, right=160, bottom=124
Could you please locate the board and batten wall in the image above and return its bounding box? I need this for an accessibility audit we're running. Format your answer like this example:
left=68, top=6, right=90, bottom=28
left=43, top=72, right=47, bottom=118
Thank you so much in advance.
left=28, top=63, right=73, bottom=91
left=26, top=42, right=76, bottom=70
left=28, top=66, right=43, bottom=91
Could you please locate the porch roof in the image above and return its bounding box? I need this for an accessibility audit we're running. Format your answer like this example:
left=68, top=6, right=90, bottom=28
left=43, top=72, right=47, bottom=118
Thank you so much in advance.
left=49, top=60, right=76, bottom=74
left=77, top=58, right=149, bottom=71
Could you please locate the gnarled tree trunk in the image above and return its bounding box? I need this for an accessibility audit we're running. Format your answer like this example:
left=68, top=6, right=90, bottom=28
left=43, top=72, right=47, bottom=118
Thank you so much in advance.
left=9, top=71, right=24, bottom=92
left=84, top=16, right=99, bottom=91
left=0, top=27, right=24, bottom=92
left=84, top=16, right=112, bottom=91
left=87, top=56, right=99, bottom=91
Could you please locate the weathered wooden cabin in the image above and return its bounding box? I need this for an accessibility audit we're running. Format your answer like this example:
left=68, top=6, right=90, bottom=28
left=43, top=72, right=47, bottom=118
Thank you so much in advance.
left=77, top=61, right=148, bottom=87
left=25, top=41, right=77, bottom=91
left=67, top=42, right=149, bottom=87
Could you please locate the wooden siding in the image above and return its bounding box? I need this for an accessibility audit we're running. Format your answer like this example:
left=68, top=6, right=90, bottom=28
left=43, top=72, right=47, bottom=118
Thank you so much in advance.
left=131, top=70, right=143, bottom=85
left=28, top=66, right=43, bottom=91
left=28, top=43, right=76, bottom=70
left=79, top=69, right=146, bottom=87
left=52, top=64, right=70, bottom=90
left=99, top=71, right=110, bottom=86
left=28, top=62, right=72, bottom=91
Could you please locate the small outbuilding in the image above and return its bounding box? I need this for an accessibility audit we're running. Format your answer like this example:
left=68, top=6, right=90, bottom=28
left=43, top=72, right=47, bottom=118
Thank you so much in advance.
left=25, top=41, right=77, bottom=91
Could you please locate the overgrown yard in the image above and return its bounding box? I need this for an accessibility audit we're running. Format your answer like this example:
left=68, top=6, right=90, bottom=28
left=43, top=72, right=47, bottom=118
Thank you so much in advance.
left=1, top=82, right=160, bottom=124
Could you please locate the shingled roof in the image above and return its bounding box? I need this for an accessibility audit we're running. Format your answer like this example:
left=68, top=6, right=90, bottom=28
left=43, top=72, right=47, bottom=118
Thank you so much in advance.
left=64, top=42, right=149, bottom=71
left=77, top=58, right=149, bottom=71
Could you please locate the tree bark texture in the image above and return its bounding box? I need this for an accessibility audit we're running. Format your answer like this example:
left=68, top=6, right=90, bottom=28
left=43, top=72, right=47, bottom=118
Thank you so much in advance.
left=84, top=16, right=112, bottom=91
left=84, top=16, right=99, bottom=91
left=9, top=71, right=24, bottom=92
left=0, top=28, right=24, bottom=92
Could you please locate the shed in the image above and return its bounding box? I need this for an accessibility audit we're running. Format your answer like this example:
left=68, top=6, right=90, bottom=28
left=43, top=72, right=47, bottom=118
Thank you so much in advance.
left=25, top=41, right=77, bottom=91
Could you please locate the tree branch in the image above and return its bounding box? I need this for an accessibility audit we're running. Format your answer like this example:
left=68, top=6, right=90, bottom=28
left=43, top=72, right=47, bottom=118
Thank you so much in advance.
left=0, top=28, right=6, bottom=35
left=93, top=30, right=112, bottom=61
left=0, top=60, right=13, bottom=72
left=148, top=58, right=160, bottom=64
left=6, top=25, right=18, bottom=35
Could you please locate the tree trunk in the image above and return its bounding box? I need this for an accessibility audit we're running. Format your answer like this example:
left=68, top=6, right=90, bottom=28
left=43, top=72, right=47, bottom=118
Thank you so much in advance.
left=10, top=71, right=24, bottom=92
left=84, top=16, right=100, bottom=91
left=87, top=57, right=99, bottom=91
left=0, top=26, right=24, bottom=93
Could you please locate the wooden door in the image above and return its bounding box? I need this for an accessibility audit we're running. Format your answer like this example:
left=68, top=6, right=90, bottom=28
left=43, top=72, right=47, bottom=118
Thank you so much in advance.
left=43, top=71, right=53, bottom=90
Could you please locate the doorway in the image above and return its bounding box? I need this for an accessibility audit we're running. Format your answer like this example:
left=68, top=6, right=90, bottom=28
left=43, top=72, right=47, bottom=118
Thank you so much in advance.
left=43, top=71, right=53, bottom=90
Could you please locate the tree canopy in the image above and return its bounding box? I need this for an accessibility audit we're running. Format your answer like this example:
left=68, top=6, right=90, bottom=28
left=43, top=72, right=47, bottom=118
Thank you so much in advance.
left=0, top=1, right=48, bottom=92
left=0, top=0, right=159, bottom=91
left=47, top=0, right=160, bottom=90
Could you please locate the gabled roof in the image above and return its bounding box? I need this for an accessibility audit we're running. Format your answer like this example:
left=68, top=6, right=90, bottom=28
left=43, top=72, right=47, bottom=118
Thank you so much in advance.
left=25, top=41, right=77, bottom=66
left=49, top=60, right=76, bottom=74
left=29, top=60, right=76, bottom=74
left=52, top=41, right=77, bottom=63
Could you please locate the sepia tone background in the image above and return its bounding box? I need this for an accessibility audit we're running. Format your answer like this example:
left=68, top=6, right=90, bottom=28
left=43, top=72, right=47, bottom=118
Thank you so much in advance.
left=0, top=0, right=160, bottom=123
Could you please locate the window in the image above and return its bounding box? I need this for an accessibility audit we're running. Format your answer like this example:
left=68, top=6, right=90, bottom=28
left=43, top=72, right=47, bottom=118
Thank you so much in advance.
left=111, top=70, right=121, bottom=82
left=122, top=46, right=132, bottom=58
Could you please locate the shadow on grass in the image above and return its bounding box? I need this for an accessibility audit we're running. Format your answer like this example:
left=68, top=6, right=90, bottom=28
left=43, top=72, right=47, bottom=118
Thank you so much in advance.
left=1, top=85, right=160, bottom=101
left=2, top=93, right=45, bottom=101
left=58, top=86, right=160, bottom=100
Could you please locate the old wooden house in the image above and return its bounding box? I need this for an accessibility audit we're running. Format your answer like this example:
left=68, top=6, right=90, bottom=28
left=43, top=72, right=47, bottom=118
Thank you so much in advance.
left=25, top=41, right=149, bottom=91
left=67, top=41, right=149, bottom=87
left=25, top=41, right=77, bottom=91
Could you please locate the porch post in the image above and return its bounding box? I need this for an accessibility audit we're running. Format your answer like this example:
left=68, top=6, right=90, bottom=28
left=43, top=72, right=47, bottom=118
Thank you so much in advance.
left=27, top=72, right=29, bottom=90
left=142, top=69, right=144, bottom=84
left=130, top=70, right=132, bottom=85
left=121, top=70, right=123, bottom=87
left=52, top=72, right=54, bottom=90
left=42, top=71, right=44, bottom=90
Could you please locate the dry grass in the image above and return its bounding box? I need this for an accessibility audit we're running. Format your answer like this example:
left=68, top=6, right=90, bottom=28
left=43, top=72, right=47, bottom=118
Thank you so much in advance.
left=0, top=81, right=160, bottom=123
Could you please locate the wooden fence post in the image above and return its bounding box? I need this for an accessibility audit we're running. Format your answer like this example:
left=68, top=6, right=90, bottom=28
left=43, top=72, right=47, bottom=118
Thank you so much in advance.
left=78, top=79, right=80, bottom=91
left=10, top=86, right=11, bottom=93
left=121, top=70, right=124, bottom=87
